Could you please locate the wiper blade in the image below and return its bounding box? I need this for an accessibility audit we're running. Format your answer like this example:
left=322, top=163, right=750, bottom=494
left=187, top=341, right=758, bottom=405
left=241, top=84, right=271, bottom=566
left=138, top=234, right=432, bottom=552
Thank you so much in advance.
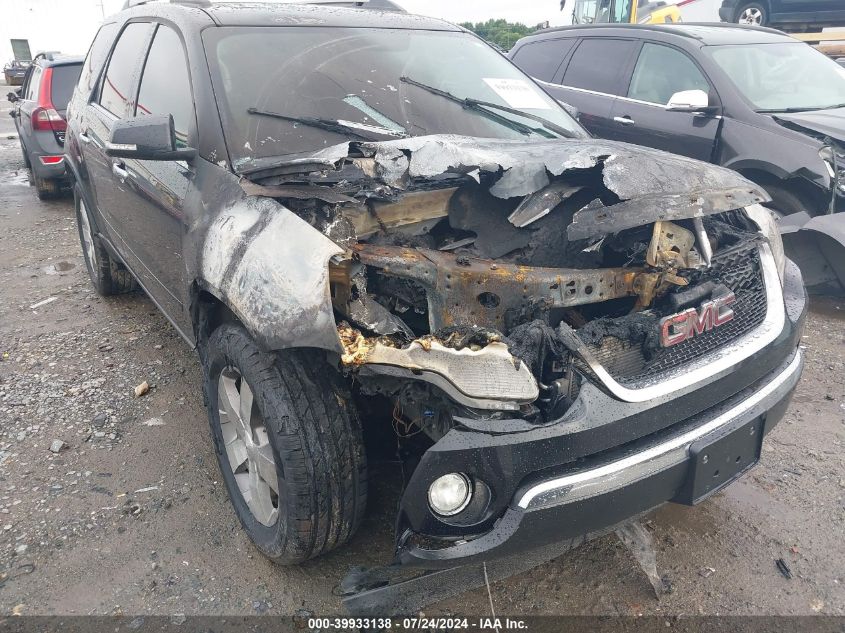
left=400, top=76, right=577, bottom=139
left=399, top=78, right=537, bottom=137
left=757, top=105, right=843, bottom=113
left=248, top=107, right=384, bottom=141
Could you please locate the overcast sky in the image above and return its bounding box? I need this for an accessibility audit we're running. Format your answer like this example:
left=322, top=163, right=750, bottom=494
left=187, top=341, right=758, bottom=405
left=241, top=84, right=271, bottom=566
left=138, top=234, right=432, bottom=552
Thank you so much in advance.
left=398, top=0, right=567, bottom=27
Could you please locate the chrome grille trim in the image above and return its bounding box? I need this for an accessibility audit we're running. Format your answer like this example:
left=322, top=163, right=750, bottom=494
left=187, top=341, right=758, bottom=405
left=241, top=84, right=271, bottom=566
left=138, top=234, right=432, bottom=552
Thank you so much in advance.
left=574, top=244, right=784, bottom=403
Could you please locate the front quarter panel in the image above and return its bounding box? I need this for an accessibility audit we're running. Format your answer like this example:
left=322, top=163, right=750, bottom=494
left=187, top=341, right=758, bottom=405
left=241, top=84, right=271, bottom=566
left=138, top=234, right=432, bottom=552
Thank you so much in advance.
left=197, top=185, right=344, bottom=353
left=717, top=116, right=832, bottom=213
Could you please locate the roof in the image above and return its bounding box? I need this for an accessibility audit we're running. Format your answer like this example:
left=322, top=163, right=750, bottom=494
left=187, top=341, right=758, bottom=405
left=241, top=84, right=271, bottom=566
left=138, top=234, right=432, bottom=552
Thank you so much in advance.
left=123, top=1, right=461, bottom=31
left=32, top=52, right=84, bottom=66
left=527, top=22, right=797, bottom=46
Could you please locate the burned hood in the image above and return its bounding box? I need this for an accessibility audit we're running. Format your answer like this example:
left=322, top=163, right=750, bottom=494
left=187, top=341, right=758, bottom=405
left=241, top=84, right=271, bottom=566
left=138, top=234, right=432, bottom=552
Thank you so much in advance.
left=772, top=108, right=845, bottom=143
left=242, top=135, right=769, bottom=239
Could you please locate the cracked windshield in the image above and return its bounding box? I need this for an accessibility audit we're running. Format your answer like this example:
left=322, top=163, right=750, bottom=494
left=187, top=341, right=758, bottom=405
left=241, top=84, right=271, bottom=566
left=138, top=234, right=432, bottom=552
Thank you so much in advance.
left=203, top=27, right=584, bottom=168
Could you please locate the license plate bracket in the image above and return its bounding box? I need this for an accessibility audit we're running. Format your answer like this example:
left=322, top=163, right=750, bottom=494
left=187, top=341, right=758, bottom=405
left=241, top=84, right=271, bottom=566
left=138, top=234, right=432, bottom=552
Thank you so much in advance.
left=677, top=416, right=764, bottom=505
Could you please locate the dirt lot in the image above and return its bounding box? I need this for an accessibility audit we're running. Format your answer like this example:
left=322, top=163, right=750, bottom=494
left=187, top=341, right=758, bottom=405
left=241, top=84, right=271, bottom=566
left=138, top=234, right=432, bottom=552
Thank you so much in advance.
left=0, top=94, right=844, bottom=619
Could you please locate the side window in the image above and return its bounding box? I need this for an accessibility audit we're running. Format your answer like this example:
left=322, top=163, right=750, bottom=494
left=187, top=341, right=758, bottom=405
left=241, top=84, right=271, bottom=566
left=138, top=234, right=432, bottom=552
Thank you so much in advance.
left=561, top=38, right=638, bottom=95
left=511, top=39, right=575, bottom=83
left=25, top=66, right=42, bottom=101
left=136, top=25, right=194, bottom=146
left=628, top=43, right=711, bottom=105
left=79, top=22, right=120, bottom=97
left=98, top=22, right=151, bottom=117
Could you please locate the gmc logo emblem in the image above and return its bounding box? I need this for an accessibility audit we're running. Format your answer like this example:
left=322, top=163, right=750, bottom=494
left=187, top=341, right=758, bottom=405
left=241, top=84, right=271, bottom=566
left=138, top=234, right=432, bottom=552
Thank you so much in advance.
left=659, top=292, right=736, bottom=348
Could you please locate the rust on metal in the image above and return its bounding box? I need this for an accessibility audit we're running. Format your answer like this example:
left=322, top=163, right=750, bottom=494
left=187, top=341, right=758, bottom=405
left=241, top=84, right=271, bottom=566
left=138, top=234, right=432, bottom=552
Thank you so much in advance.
left=353, top=243, right=685, bottom=331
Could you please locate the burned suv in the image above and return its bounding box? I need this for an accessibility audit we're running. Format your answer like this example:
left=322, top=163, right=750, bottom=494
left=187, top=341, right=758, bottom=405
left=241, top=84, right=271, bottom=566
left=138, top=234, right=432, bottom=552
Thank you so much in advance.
left=66, top=0, right=806, bottom=580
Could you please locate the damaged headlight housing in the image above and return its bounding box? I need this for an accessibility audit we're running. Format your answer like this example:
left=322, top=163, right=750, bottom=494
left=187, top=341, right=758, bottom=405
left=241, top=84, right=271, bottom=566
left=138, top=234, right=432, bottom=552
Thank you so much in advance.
left=819, top=146, right=836, bottom=180
left=819, top=146, right=845, bottom=196
left=745, top=204, right=785, bottom=283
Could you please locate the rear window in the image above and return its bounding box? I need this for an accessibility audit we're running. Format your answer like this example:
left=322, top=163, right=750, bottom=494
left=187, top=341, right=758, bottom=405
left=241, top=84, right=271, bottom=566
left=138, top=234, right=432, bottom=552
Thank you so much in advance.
left=511, top=39, right=575, bottom=82
left=562, top=38, right=638, bottom=95
left=50, top=64, right=83, bottom=110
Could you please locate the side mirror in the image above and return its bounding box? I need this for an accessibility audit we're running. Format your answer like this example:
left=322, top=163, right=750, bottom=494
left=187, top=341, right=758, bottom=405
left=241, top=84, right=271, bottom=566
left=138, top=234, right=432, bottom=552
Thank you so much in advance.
left=7, top=90, right=19, bottom=103
left=665, top=89, right=716, bottom=114
left=105, top=114, right=196, bottom=161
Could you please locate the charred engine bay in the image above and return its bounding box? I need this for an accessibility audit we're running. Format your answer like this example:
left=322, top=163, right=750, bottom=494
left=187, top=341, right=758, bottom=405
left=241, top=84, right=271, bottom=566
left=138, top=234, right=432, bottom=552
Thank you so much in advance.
left=242, top=136, right=768, bottom=438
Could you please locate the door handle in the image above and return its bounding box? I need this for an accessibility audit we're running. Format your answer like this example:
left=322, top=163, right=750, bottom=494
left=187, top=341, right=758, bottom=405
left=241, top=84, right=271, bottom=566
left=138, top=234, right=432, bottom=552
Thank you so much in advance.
left=112, top=161, right=129, bottom=181
left=613, top=116, right=636, bottom=126
left=78, top=131, right=91, bottom=143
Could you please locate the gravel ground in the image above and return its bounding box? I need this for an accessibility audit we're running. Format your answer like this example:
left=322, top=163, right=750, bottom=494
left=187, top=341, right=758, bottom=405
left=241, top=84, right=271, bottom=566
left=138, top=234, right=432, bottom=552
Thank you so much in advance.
left=0, top=94, right=843, bottom=618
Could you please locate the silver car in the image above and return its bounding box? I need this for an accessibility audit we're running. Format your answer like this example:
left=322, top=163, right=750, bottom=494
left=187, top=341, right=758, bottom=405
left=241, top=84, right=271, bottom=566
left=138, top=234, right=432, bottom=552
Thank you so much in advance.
left=7, top=52, right=83, bottom=198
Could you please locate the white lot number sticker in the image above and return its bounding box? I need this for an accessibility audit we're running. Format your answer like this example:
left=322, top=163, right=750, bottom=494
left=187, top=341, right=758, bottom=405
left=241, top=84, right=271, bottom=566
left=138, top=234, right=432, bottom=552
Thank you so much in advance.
left=483, top=78, right=549, bottom=110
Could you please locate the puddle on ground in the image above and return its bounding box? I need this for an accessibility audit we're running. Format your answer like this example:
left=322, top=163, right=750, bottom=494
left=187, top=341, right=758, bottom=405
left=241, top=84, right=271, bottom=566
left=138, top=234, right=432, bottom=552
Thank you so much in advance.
left=0, top=169, right=31, bottom=186
left=43, top=261, right=76, bottom=275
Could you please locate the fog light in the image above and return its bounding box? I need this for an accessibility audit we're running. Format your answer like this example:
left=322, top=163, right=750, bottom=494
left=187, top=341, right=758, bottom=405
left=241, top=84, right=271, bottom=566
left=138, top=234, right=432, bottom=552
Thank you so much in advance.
left=428, top=473, right=472, bottom=516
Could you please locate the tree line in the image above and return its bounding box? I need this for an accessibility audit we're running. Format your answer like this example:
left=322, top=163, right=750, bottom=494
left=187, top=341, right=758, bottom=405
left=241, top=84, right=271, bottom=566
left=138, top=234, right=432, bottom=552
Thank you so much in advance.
left=457, top=18, right=549, bottom=51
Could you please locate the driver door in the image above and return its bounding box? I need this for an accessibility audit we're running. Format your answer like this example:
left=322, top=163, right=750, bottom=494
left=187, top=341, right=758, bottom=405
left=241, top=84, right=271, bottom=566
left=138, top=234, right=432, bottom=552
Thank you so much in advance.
left=608, top=41, right=721, bottom=162
left=115, top=22, right=196, bottom=333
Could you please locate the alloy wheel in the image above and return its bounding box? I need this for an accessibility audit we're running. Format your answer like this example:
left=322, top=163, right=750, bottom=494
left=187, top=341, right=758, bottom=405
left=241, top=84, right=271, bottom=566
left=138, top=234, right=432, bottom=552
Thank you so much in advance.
left=217, top=367, right=281, bottom=526
left=78, top=198, right=98, bottom=272
left=738, top=7, right=763, bottom=24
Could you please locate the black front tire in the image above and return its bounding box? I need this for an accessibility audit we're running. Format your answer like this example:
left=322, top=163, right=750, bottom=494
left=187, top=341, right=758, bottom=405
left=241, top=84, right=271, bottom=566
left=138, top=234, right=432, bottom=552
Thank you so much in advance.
left=761, top=183, right=806, bottom=217
left=202, top=323, right=368, bottom=564
left=74, top=185, right=137, bottom=295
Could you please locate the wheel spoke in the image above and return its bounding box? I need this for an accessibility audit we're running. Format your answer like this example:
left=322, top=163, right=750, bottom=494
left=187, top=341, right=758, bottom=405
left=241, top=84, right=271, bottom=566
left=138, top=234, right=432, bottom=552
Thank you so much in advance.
left=239, top=380, right=255, bottom=429
left=78, top=200, right=97, bottom=268
left=253, top=440, right=279, bottom=495
left=234, top=470, right=251, bottom=500
left=218, top=372, right=241, bottom=425
left=226, top=438, right=249, bottom=473
left=217, top=367, right=279, bottom=527
left=219, top=370, right=252, bottom=443
left=248, top=463, right=278, bottom=526
left=220, top=416, right=238, bottom=445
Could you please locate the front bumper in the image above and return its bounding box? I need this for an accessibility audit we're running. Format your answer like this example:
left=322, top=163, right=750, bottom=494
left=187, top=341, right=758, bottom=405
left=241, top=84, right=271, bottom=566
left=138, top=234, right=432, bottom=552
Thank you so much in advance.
left=396, top=257, right=807, bottom=568
left=400, top=350, right=802, bottom=568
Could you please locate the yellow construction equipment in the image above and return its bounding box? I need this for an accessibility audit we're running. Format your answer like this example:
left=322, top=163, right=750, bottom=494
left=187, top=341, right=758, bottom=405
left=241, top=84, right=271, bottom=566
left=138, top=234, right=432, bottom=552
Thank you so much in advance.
left=563, top=0, right=682, bottom=25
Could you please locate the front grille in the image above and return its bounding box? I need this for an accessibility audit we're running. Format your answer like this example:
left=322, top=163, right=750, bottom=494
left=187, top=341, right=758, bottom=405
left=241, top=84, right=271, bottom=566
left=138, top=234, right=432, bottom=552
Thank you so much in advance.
left=578, top=244, right=768, bottom=386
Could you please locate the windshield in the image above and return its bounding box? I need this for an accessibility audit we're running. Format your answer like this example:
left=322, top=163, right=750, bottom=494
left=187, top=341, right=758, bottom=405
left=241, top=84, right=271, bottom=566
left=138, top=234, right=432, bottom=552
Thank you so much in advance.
left=203, top=27, right=586, bottom=169
left=705, top=42, right=845, bottom=112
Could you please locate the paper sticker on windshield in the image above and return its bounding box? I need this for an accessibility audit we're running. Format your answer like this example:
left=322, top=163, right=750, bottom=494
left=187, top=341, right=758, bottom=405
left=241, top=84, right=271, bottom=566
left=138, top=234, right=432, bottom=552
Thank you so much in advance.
left=483, top=78, right=549, bottom=110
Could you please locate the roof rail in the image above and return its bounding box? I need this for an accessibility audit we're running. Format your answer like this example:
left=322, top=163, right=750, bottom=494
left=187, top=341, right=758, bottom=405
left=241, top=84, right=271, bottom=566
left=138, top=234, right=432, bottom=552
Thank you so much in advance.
left=535, top=23, right=700, bottom=39
left=534, top=22, right=790, bottom=40
left=677, top=21, right=790, bottom=36
left=122, top=0, right=211, bottom=10
left=122, top=0, right=386, bottom=7
left=32, top=51, right=62, bottom=62
left=121, top=0, right=408, bottom=11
